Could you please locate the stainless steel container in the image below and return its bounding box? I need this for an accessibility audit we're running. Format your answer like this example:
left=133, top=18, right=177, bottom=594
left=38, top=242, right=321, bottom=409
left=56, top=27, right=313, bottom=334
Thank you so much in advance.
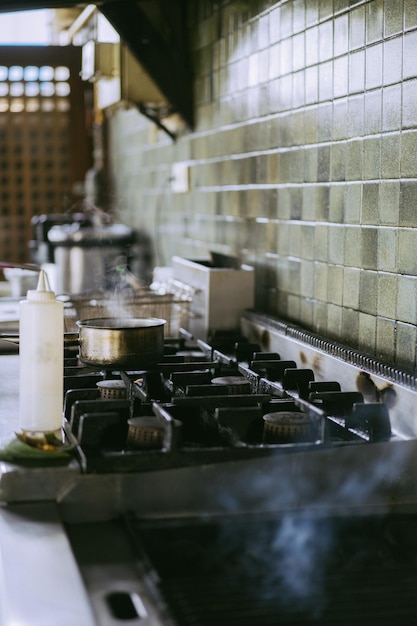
left=48, top=223, right=135, bottom=294
left=171, top=255, right=255, bottom=340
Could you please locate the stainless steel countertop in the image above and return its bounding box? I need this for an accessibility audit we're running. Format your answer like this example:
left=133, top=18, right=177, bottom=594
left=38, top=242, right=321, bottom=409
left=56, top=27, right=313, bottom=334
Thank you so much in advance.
left=0, top=502, right=96, bottom=626
left=0, top=354, right=97, bottom=626
left=0, top=354, right=19, bottom=445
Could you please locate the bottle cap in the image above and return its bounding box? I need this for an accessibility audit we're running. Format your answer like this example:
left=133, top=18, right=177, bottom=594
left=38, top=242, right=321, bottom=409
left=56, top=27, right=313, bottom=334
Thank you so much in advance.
left=26, top=269, right=56, bottom=302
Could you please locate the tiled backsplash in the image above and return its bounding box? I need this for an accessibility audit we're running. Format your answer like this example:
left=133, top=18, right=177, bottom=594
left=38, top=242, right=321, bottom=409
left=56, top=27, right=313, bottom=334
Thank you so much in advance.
left=106, top=0, right=417, bottom=372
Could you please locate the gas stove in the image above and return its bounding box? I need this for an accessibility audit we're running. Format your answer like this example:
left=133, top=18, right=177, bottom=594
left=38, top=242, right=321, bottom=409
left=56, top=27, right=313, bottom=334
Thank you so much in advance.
left=61, top=318, right=397, bottom=476
left=2, top=312, right=417, bottom=626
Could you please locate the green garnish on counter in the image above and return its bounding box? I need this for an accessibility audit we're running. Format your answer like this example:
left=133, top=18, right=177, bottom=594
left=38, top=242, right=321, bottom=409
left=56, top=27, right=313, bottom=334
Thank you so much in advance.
left=0, top=431, right=75, bottom=466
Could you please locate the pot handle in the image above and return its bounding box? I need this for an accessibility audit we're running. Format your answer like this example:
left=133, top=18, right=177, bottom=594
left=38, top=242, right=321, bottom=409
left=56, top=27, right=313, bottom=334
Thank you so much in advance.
left=0, top=332, right=79, bottom=346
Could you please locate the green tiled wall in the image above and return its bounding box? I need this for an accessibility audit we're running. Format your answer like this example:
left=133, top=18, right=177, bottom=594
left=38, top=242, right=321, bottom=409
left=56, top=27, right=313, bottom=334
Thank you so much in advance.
left=107, top=0, right=417, bottom=372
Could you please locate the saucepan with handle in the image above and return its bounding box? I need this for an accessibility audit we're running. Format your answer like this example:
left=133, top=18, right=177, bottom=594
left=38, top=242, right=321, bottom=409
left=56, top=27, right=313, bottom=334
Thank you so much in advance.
left=1, top=317, right=166, bottom=369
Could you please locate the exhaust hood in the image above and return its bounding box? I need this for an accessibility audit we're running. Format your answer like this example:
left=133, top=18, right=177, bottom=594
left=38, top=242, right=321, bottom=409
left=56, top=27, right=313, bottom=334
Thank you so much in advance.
left=0, top=0, right=193, bottom=130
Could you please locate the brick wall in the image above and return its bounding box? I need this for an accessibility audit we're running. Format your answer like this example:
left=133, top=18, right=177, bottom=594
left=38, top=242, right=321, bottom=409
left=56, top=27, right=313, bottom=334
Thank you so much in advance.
left=106, top=0, right=417, bottom=372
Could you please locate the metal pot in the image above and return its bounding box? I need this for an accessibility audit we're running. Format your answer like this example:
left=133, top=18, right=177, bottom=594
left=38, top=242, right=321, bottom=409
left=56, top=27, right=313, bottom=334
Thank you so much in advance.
left=76, top=317, right=166, bottom=369
left=47, top=223, right=136, bottom=294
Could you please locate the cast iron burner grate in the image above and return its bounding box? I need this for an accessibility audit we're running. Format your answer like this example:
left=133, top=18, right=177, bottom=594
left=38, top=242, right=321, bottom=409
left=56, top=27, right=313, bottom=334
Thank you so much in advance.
left=127, top=514, right=417, bottom=626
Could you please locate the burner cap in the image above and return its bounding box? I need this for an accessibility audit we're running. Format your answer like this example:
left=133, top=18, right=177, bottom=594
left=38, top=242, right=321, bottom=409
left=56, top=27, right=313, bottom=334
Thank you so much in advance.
left=262, top=411, right=318, bottom=444
left=211, top=376, right=251, bottom=394
left=96, top=379, right=127, bottom=400
left=127, top=416, right=165, bottom=449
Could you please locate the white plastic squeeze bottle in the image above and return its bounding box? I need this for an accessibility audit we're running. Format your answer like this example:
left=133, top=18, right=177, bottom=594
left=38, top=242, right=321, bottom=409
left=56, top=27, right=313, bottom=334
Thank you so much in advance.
left=19, top=269, right=64, bottom=433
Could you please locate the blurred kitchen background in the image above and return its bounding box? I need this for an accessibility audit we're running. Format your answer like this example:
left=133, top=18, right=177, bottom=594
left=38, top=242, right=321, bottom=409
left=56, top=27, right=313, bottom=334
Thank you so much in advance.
left=0, top=0, right=416, bottom=372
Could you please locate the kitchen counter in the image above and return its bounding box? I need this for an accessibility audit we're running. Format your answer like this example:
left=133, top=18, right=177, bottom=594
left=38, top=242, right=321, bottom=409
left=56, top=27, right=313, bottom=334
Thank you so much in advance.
left=0, top=502, right=96, bottom=626
left=0, top=354, right=97, bottom=626
left=0, top=355, right=18, bottom=445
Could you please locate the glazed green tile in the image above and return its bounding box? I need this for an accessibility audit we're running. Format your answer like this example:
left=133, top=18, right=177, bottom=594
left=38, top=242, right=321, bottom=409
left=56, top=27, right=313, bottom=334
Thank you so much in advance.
left=349, top=5, right=366, bottom=49
left=304, top=107, right=319, bottom=143
left=379, top=182, right=400, bottom=225
left=318, top=104, right=333, bottom=141
left=327, top=264, right=344, bottom=305
left=396, top=322, right=417, bottom=371
left=303, top=146, right=318, bottom=183
left=290, top=150, right=305, bottom=184
left=290, top=187, right=303, bottom=219
left=327, top=304, right=343, bottom=340
left=402, top=78, right=417, bottom=128
left=363, top=137, right=381, bottom=181
left=382, top=84, right=402, bottom=131
left=376, top=318, right=396, bottom=362
left=381, top=134, right=401, bottom=179
left=330, top=143, right=346, bottom=182
left=360, top=228, right=378, bottom=270
left=378, top=273, right=398, bottom=319
left=399, top=181, right=417, bottom=227
left=317, top=146, right=331, bottom=182
left=405, top=0, right=417, bottom=30
left=358, top=312, right=376, bottom=355
left=319, top=21, right=333, bottom=64
left=287, top=294, right=301, bottom=319
left=397, top=275, right=417, bottom=324
left=345, top=140, right=363, bottom=182
left=314, top=225, right=329, bottom=261
left=359, top=270, right=378, bottom=314
left=329, top=185, right=345, bottom=222
left=348, top=95, right=364, bottom=137
left=384, top=0, right=404, bottom=36
left=289, top=258, right=302, bottom=294
left=328, top=225, right=345, bottom=264
left=344, top=225, right=362, bottom=266
left=301, top=185, right=317, bottom=220
left=333, top=57, right=348, bottom=99
left=366, top=0, right=384, bottom=43
left=383, top=36, right=403, bottom=86
left=277, top=187, right=292, bottom=220
left=334, top=13, right=349, bottom=56
left=300, top=260, right=314, bottom=298
left=365, top=44, right=383, bottom=91
left=266, top=152, right=280, bottom=184
left=364, top=90, right=382, bottom=134
left=277, top=221, right=290, bottom=256
left=343, top=267, right=360, bottom=309
left=349, top=50, right=365, bottom=94
left=314, top=262, right=329, bottom=301
left=306, top=2, right=319, bottom=26
left=332, top=98, right=348, bottom=140
left=377, top=228, right=397, bottom=272
left=300, top=298, right=314, bottom=328
left=300, top=224, right=315, bottom=260
left=397, top=230, right=417, bottom=275
left=362, top=183, right=379, bottom=224
left=341, top=308, right=359, bottom=347
left=315, top=185, right=330, bottom=221
left=289, top=223, right=302, bottom=257
left=313, top=300, right=328, bottom=335
left=401, top=131, right=417, bottom=178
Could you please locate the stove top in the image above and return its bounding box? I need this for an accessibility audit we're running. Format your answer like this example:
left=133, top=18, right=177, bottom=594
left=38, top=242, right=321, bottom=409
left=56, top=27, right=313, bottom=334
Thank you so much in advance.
left=3, top=314, right=417, bottom=626
left=61, top=324, right=398, bottom=475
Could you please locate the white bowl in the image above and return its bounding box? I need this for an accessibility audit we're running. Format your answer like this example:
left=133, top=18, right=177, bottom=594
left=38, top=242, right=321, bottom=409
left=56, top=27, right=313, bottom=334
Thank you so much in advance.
left=3, top=268, right=39, bottom=297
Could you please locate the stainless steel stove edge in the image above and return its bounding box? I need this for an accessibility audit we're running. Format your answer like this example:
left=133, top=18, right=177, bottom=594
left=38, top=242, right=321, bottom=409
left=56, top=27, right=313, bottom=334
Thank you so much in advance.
left=241, top=311, right=417, bottom=440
